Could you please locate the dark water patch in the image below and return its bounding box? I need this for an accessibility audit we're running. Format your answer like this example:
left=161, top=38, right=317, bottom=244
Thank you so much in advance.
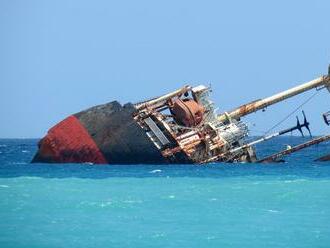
left=0, top=138, right=330, bottom=179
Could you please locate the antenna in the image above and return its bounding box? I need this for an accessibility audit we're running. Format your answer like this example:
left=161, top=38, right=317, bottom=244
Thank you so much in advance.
left=280, top=111, right=311, bottom=137
left=296, top=116, right=304, bottom=137
left=302, top=110, right=312, bottom=137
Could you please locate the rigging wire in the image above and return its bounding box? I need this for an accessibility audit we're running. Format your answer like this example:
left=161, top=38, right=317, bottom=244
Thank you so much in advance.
left=263, top=90, right=320, bottom=136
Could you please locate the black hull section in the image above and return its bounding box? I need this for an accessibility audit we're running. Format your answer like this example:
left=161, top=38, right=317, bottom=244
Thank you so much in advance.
left=32, top=101, right=168, bottom=164
left=76, top=102, right=167, bottom=164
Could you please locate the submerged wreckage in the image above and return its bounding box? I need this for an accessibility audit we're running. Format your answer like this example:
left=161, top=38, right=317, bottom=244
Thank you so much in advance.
left=32, top=67, right=330, bottom=164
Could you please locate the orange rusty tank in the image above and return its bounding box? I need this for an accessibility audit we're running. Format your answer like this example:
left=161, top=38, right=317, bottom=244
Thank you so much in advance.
left=171, top=99, right=205, bottom=127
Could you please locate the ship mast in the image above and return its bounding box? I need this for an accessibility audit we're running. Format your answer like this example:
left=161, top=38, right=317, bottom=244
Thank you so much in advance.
left=218, top=74, right=330, bottom=123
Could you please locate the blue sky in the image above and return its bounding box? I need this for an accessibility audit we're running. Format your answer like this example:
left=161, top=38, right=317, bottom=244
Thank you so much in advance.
left=0, top=0, right=329, bottom=138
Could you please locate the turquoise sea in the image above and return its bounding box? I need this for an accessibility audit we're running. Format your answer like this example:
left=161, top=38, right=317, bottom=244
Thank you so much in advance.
left=1, top=138, right=330, bottom=247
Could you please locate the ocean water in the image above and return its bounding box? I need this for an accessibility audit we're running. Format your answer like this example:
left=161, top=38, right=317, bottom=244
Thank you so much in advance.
left=1, top=138, right=330, bottom=248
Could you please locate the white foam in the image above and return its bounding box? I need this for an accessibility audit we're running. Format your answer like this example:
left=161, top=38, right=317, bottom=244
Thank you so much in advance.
left=206, top=236, right=216, bottom=240
left=80, top=200, right=113, bottom=208
left=99, top=202, right=112, bottom=208
left=152, top=233, right=166, bottom=238
left=149, top=169, right=162, bottom=174
left=267, top=209, right=280, bottom=213
left=21, top=150, right=30, bottom=153
left=284, top=179, right=308, bottom=183
left=123, top=200, right=143, bottom=204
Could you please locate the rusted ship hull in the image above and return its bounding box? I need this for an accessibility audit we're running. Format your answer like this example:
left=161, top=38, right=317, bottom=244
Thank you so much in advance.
left=32, top=101, right=191, bottom=164
left=32, top=69, right=330, bottom=164
left=32, top=85, right=254, bottom=164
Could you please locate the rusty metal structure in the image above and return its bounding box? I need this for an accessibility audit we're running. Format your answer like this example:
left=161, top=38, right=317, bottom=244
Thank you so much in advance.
left=259, top=135, right=330, bottom=163
left=314, top=110, right=330, bottom=162
left=32, top=68, right=330, bottom=164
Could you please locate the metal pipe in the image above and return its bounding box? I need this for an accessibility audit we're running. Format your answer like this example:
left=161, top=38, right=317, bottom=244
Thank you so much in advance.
left=229, top=133, right=279, bottom=154
left=229, top=115, right=310, bottom=154
left=135, top=85, right=191, bottom=110
left=218, top=75, right=330, bottom=122
left=257, top=134, right=330, bottom=163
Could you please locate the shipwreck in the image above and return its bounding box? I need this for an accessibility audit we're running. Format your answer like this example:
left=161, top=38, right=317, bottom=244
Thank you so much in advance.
left=32, top=67, right=330, bottom=164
